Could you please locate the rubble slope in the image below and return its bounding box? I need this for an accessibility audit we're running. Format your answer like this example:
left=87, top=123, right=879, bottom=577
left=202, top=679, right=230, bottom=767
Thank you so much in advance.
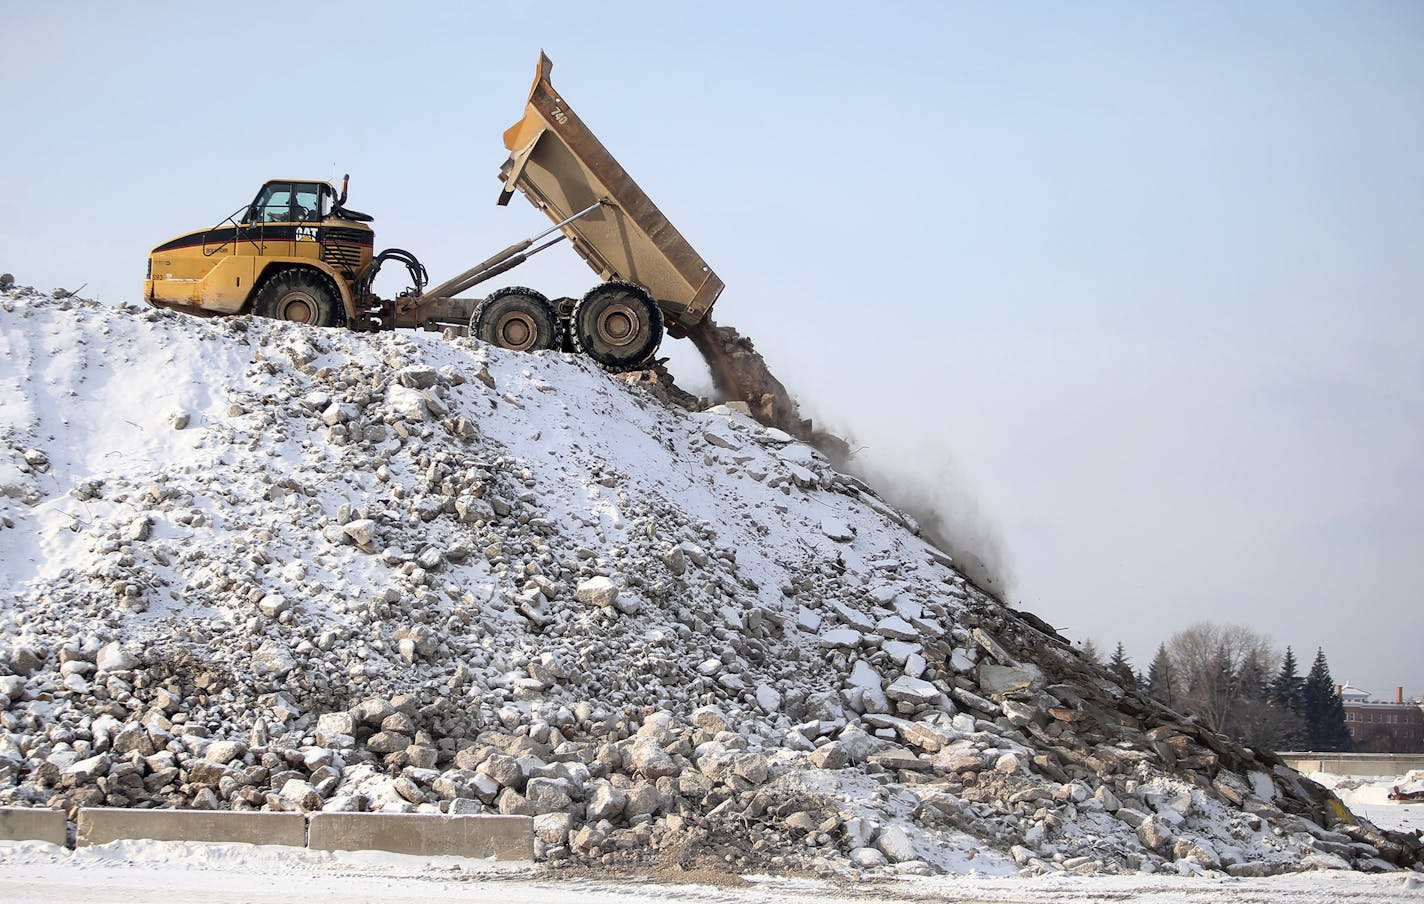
left=0, top=289, right=1418, bottom=878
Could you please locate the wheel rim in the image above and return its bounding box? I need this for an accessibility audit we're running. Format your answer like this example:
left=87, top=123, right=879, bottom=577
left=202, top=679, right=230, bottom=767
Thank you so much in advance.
left=573, top=282, right=662, bottom=368
left=495, top=311, right=537, bottom=351
left=596, top=302, right=639, bottom=348
left=277, top=292, right=318, bottom=324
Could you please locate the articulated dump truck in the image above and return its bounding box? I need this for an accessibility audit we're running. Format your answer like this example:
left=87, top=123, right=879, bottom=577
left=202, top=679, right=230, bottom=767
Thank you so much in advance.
left=143, top=52, right=724, bottom=371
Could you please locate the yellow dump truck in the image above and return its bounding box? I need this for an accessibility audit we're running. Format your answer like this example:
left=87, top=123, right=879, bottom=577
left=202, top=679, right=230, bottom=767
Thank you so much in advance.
left=143, top=53, right=723, bottom=370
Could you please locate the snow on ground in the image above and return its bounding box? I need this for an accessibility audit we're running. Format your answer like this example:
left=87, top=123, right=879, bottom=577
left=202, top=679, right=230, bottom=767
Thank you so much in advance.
left=0, top=839, right=1420, bottom=903
left=1318, top=771, right=1424, bottom=836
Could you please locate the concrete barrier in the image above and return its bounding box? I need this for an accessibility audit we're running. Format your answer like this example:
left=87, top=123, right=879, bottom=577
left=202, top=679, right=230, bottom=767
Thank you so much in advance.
left=76, top=808, right=306, bottom=847
left=307, top=813, right=532, bottom=860
left=70, top=807, right=532, bottom=860
left=0, top=807, right=67, bottom=846
left=1282, top=753, right=1424, bottom=777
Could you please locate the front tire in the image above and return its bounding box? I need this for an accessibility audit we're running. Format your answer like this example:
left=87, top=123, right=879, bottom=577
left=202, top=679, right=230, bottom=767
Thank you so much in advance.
left=253, top=270, right=345, bottom=327
left=571, top=281, right=663, bottom=370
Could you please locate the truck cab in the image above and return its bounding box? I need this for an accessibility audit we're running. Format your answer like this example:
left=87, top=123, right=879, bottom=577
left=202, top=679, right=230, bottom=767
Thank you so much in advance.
left=144, top=179, right=374, bottom=325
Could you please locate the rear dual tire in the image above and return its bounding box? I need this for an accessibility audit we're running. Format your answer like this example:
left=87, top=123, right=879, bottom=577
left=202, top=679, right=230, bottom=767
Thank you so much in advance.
left=571, top=281, right=663, bottom=370
left=471, top=287, right=561, bottom=352
left=473, top=282, right=663, bottom=370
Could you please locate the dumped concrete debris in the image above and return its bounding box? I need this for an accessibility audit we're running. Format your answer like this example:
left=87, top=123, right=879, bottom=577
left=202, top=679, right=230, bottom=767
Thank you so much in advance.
left=0, top=287, right=1420, bottom=878
left=687, top=319, right=809, bottom=441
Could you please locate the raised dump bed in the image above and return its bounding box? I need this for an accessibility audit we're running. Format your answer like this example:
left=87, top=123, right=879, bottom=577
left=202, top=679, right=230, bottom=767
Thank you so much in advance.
left=496, top=52, right=724, bottom=335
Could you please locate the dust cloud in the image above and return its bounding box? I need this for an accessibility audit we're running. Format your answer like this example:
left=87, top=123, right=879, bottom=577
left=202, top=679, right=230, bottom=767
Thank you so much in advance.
left=839, top=450, right=1015, bottom=601
left=685, top=318, right=1013, bottom=600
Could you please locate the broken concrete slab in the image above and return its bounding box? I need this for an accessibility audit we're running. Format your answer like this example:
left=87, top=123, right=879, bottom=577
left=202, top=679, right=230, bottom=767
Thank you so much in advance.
left=979, top=663, right=1036, bottom=696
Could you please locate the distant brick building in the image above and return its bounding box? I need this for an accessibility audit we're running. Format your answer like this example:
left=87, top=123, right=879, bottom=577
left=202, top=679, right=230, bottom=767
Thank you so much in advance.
left=1339, top=684, right=1424, bottom=753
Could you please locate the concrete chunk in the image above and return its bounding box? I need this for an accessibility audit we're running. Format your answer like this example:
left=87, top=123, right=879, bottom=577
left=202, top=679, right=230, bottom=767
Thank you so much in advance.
left=307, top=812, right=532, bottom=860
left=76, top=808, right=305, bottom=847
left=0, top=807, right=67, bottom=846
left=574, top=576, right=618, bottom=608
left=979, top=663, right=1035, bottom=696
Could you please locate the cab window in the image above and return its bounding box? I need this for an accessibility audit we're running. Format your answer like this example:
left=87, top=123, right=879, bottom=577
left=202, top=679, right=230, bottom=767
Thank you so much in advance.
left=246, top=182, right=324, bottom=223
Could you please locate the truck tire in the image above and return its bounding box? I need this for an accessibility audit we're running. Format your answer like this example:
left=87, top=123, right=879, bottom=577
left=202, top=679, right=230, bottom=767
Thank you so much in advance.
left=253, top=270, right=345, bottom=327
left=472, top=287, right=560, bottom=352
left=571, top=281, right=663, bottom=370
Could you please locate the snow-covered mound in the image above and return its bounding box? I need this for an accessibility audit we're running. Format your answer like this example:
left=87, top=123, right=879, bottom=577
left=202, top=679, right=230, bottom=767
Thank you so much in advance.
left=0, top=289, right=1419, bottom=877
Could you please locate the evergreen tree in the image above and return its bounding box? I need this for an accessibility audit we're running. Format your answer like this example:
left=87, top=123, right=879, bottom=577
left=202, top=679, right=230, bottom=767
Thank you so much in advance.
left=1079, top=639, right=1102, bottom=666
left=1147, top=643, right=1174, bottom=708
left=1270, top=647, right=1306, bottom=716
left=1255, top=646, right=1308, bottom=749
left=1109, top=642, right=1138, bottom=688
left=1303, top=648, right=1352, bottom=751
left=1223, top=650, right=1301, bottom=749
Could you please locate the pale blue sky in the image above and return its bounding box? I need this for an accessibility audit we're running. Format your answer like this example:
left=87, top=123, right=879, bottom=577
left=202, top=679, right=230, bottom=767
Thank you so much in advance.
left=3, top=2, right=1421, bottom=695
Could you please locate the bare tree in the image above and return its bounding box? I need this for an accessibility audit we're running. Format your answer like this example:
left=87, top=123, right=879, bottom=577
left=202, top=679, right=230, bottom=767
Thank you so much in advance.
left=1165, top=622, right=1275, bottom=734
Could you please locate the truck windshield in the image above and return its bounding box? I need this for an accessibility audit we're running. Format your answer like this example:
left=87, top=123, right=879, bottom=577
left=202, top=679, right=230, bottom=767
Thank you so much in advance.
left=247, top=182, right=324, bottom=223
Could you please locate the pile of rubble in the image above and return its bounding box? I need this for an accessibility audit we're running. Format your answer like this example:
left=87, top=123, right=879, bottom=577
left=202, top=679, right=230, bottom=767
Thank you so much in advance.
left=0, top=288, right=1419, bottom=877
